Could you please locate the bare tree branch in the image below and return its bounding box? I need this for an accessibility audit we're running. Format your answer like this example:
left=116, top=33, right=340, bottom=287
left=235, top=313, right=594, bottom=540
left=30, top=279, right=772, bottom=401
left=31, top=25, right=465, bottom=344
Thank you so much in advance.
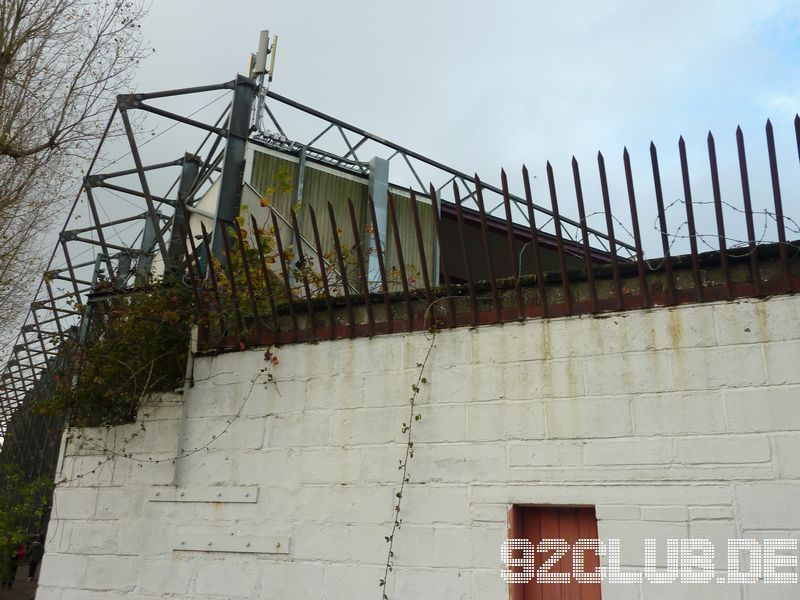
left=0, top=0, right=150, bottom=348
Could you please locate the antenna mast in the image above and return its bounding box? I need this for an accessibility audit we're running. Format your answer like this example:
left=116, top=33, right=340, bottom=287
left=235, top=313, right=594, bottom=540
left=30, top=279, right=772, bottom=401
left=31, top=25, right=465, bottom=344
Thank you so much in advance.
left=250, top=29, right=278, bottom=136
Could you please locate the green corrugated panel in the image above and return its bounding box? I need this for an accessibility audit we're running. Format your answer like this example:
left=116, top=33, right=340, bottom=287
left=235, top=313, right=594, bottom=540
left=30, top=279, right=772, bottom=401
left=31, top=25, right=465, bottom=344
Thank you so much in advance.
left=249, top=151, right=298, bottom=217
left=250, top=148, right=435, bottom=294
left=253, top=150, right=371, bottom=289
left=384, top=192, right=436, bottom=292
left=298, top=166, right=367, bottom=251
left=297, top=166, right=370, bottom=291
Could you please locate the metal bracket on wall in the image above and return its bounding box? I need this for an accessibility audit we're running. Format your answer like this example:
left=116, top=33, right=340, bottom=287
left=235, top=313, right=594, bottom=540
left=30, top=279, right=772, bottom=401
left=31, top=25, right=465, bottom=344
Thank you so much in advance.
left=174, top=535, right=290, bottom=555
left=149, top=486, right=259, bottom=503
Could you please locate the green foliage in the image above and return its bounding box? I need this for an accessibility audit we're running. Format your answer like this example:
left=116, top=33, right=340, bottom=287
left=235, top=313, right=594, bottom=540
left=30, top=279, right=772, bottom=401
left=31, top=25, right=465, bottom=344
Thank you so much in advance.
left=259, top=165, right=294, bottom=208
left=43, top=282, right=193, bottom=427
left=0, top=463, right=52, bottom=547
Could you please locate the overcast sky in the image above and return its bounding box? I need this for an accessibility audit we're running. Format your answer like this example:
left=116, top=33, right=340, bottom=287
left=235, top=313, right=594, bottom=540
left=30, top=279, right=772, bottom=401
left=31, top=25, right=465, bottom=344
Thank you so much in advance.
left=138, top=0, right=800, bottom=160
left=129, top=0, right=800, bottom=256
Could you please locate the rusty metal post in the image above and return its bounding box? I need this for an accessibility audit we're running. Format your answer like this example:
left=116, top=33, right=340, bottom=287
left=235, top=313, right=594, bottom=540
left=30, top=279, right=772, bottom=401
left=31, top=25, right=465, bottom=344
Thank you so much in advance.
left=571, top=158, right=598, bottom=313
left=707, top=132, right=732, bottom=299
left=501, top=170, right=524, bottom=319
left=522, top=166, right=548, bottom=317
left=546, top=162, right=572, bottom=315
left=649, top=143, right=676, bottom=305
left=679, top=137, right=704, bottom=301
left=766, top=120, right=793, bottom=292
left=623, top=149, right=650, bottom=308
left=736, top=127, right=762, bottom=295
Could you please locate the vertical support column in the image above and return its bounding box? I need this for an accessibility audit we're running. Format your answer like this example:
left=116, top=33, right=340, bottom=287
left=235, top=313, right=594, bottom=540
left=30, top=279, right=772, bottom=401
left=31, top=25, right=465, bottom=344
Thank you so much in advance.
left=295, top=146, right=307, bottom=206
left=212, top=74, right=257, bottom=259
left=165, top=153, right=202, bottom=278
left=288, top=146, right=307, bottom=251
left=136, top=209, right=163, bottom=282
left=430, top=187, right=442, bottom=286
left=78, top=256, right=105, bottom=344
left=367, top=156, right=389, bottom=285
left=115, top=253, right=132, bottom=287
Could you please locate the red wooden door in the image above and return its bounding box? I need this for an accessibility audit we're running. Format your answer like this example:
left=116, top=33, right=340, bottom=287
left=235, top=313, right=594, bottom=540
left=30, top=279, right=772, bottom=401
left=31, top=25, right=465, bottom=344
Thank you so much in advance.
left=508, top=506, right=602, bottom=600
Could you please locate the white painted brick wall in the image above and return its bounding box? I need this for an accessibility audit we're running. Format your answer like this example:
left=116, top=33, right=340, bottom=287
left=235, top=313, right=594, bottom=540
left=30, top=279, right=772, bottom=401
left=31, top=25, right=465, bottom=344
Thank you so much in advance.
left=39, top=296, right=800, bottom=599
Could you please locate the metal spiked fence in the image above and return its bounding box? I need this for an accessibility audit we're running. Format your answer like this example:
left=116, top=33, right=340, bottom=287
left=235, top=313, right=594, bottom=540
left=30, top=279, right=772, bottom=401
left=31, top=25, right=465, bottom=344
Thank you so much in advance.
left=190, top=124, right=800, bottom=349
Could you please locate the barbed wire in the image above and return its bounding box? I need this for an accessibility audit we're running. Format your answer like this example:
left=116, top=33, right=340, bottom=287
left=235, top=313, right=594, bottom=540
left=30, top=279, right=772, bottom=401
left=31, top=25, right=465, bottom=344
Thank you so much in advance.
left=561, top=197, right=800, bottom=272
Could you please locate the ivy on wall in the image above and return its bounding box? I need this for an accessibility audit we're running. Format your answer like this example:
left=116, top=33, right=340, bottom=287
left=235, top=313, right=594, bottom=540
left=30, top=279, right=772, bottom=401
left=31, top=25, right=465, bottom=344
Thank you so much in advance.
left=43, top=283, right=194, bottom=427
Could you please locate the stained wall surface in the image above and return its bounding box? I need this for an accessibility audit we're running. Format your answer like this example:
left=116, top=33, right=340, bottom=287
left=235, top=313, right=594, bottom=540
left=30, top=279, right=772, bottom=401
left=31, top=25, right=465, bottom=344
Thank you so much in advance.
left=36, top=294, right=800, bottom=599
